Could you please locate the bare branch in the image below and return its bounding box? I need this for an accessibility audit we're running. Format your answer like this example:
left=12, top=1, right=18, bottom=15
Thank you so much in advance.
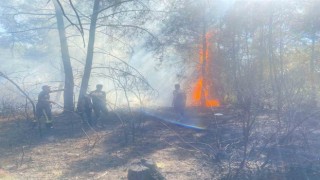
left=68, top=0, right=85, bottom=47
left=97, top=9, right=172, bottom=20
left=0, top=71, right=36, bottom=120
left=96, top=0, right=135, bottom=15
left=96, top=23, right=161, bottom=44
left=55, top=0, right=85, bottom=47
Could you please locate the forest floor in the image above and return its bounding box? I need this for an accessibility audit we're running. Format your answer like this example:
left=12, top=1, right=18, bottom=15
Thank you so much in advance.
left=1, top=107, right=320, bottom=180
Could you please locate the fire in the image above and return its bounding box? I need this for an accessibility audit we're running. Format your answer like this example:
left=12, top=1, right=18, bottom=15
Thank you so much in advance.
left=191, top=78, right=220, bottom=107
left=192, top=78, right=203, bottom=102
left=190, top=31, right=220, bottom=107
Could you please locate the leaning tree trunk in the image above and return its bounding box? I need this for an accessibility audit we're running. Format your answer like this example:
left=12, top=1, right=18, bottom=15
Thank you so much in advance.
left=53, top=0, right=74, bottom=112
left=77, top=0, right=101, bottom=109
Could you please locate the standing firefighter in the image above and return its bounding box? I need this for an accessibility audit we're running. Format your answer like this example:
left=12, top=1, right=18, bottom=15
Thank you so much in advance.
left=172, top=84, right=186, bottom=117
left=35, top=85, right=53, bottom=129
left=90, top=84, right=108, bottom=126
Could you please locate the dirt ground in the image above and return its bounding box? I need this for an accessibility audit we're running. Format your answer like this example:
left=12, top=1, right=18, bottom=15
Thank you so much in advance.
left=1, top=107, right=320, bottom=180
left=0, top=108, right=221, bottom=180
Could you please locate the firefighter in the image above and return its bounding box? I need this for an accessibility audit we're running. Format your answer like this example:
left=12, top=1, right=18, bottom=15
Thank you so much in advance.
left=35, top=85, right=54, bottom=129
left=172, top=84, right=186, bottom=117
left=90, top=84, right=108, bottom=126
left=78, top=93, right=93, bottom=126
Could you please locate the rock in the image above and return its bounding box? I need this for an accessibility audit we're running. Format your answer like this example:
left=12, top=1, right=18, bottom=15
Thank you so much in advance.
left=127, top=159, right=165, bottom=180
left=128, top=164, right=154, bottom=180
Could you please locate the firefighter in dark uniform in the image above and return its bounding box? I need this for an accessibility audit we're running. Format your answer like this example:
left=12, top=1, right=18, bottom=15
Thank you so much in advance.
left=36, top=85, right=53, bottom=129
left=172, top=84, right=186, bottom=117
left=78, top=93, right=93, bottom=126
left=90, top=84, right=108, bottom=125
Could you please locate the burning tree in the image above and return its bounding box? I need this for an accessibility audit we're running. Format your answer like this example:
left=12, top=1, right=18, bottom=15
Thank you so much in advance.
left=191, top=31, right=220, bottom=107
left=150, top=0, right=223, bottom=108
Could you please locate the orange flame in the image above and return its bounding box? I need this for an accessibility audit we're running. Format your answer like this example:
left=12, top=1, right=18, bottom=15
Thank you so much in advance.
left=190, top=32, right=220, bottom=107
left=192, top=78, right=203, bottom=102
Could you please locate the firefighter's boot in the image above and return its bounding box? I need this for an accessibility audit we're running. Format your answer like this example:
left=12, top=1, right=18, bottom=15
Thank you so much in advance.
left=31, top=121, right=37, bottom=129
left=46, top=122, right=53, bottom=129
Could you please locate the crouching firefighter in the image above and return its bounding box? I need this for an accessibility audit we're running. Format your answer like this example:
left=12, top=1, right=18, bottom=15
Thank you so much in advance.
left=78, top=94, right=93, bottom=126
left=33, top=85, right=54, bottom=129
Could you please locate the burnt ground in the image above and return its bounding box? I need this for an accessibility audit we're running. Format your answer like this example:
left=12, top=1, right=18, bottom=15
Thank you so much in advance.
left=1, top=107, right=320, bottom=180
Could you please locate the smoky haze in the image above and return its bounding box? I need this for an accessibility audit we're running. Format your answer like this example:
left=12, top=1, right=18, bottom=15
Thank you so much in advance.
left=2, top=0, right=320, bottom=179
left=0, top=0, right=287, bottom=109
left=0, top=0, right=236, bottom=108
left=0, top=8, right=182, bottom=109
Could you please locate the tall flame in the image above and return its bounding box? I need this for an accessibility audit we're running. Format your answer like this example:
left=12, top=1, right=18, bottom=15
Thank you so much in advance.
left=191, top=32, right=220, bottom=107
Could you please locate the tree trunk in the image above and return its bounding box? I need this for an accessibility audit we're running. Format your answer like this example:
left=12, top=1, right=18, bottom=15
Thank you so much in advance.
left=201, top=20, right=207, bottom=107
left=77, top=0, right=101, bottom=109
left=310, top=26, right=316, bottom=103
left=53, top=0, right=74, bottom=112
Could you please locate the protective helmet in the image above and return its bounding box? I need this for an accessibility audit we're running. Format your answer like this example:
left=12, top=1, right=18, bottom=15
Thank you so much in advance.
left=96, top=84, right=103, bottom=89
left=42, top=85, right=51, bottom=90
